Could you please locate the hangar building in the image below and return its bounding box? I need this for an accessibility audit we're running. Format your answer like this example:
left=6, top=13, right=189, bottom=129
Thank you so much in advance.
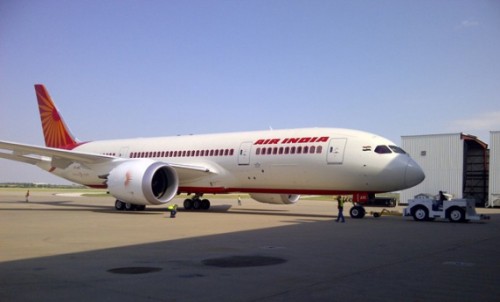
left=400, top=133, right=489, bottom=206
left=489, top=131, right=500, bottom=207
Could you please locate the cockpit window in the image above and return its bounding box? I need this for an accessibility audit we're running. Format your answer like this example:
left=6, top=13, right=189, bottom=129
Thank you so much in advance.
left=389, top=145, right=407, bottom=154
left=374, top=145, right=392, bottom=154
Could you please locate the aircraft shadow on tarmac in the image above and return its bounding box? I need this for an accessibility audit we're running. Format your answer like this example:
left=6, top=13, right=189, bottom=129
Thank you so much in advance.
left=1, top=209, right=499, bottom=302
left=0, top=200, right=115, bottom=212
left=1, top=198, right=338, bottom=219
left=2, top=198, right=497, bottom=222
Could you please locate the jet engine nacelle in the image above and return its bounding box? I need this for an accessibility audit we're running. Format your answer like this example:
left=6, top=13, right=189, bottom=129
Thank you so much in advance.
left=249, top=193, right=300, bottom=205
left=107, top=159, right=179, bottom=205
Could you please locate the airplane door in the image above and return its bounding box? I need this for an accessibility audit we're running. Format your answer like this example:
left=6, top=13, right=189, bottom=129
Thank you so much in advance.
left=327, top=138, right=347, bottom=164
left=119, top=147, right=129, bottom=158
left=238, top=142, right=252, bottom=165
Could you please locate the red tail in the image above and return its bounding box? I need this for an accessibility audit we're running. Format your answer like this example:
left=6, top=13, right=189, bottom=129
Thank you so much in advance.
left=35, top=84, right=78, bottom=149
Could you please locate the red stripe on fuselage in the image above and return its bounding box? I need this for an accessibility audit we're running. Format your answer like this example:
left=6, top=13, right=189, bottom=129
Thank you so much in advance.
left=83, top=184, right=382, bottom=196
left=178, top=186, right=382, bottom=196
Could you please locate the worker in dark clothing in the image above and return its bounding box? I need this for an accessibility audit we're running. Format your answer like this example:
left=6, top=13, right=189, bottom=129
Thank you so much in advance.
left=439, top=191, right=447, bottom=202
left=335, top=196, right=345, bottom=223
left=435, top=191, right=447, bottom=210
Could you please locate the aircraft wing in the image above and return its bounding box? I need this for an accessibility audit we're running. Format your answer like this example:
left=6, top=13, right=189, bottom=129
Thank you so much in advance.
left=0, top=140, right=216, bottom=178
left=0, top=140, right=113, bottom=168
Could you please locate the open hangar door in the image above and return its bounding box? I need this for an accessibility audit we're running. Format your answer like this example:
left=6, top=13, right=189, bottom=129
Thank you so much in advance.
left=462, top=135, right=488, bottom=206
left=488, top=131, right=500, bottom=207
left=400, top=133, right=488, bottom=207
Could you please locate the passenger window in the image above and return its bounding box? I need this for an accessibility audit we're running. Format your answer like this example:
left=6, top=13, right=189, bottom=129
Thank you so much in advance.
left=317, top=146, right=322, bottom=154
left=310, top=146, right=315, bottom=154
left=374, top=145, right=392, bottom=154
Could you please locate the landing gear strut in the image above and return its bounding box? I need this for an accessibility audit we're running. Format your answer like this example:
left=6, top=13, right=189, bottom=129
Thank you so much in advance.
left=183, top=194, right=211, bottom=211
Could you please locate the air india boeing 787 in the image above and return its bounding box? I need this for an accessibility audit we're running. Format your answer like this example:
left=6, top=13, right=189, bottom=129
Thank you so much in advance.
left=0, top=85, right=425, bottom=218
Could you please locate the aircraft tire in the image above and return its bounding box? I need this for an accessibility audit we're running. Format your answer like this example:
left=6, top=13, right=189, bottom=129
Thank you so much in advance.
left=201, top=199, right=210, bottom=210
left=125, top=203, right=136, bottom=211
left=349, top=206, right=366, bottom=219
left=192, top=199, right=202, bottom=210
left=183, top=199, right=193, bottom=210
left=115, top=200, right=125, bottom=211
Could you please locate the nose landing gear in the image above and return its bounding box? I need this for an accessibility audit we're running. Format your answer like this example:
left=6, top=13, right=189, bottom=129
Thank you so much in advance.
left=349, top=205, right=366, bottom=219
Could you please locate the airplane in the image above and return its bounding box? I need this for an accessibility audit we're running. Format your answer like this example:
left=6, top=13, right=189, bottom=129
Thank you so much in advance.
left=0, top=85, right=425, bottom=218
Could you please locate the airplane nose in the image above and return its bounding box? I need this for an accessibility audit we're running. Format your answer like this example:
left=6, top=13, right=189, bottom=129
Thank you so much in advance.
left=405, top=158, right=425, bottom=188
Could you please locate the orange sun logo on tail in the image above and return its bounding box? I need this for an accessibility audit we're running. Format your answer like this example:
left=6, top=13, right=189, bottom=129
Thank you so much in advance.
left=35, top=85, right=78, bottom=149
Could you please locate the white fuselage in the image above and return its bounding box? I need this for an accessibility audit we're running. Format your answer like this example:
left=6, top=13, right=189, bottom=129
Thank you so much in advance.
left=44, top=127, right=425, bottom=195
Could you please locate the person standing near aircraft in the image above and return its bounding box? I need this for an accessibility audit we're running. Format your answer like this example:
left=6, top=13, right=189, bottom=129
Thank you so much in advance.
left=336, top=196, right=345, bottom=223
left=167, top=204, right=178, bottom=218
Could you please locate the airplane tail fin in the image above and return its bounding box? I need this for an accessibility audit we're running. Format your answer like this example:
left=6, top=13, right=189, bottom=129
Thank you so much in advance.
left=34, top=84, right=79, bottom=149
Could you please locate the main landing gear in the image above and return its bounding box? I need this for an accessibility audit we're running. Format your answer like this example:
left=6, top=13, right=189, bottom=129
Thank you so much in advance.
left=115, top=200, right=146, bottom=211
left=349, top=204, right=366, bottom=219
left=183, top=194, right=211, bottom=210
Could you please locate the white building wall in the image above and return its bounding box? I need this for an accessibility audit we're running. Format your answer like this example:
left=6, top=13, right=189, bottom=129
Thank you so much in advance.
left=400, top=134, right=464, bottom=204
left=489, top=131, right=500, bottom=207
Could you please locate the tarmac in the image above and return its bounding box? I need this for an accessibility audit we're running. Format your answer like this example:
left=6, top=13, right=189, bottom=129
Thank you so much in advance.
left=1, top=188, right=500, bottom=302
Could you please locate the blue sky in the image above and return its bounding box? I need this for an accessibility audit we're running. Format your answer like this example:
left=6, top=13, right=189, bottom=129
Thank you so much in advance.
left=1, top=0, right=499, bottom=184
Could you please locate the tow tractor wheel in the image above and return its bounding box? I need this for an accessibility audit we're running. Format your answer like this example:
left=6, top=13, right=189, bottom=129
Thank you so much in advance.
left=448, top=207, right=466, bottom=223
left=412, top=206, right=429, bottom=221
left=350, top=206, right=366, bottom=219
